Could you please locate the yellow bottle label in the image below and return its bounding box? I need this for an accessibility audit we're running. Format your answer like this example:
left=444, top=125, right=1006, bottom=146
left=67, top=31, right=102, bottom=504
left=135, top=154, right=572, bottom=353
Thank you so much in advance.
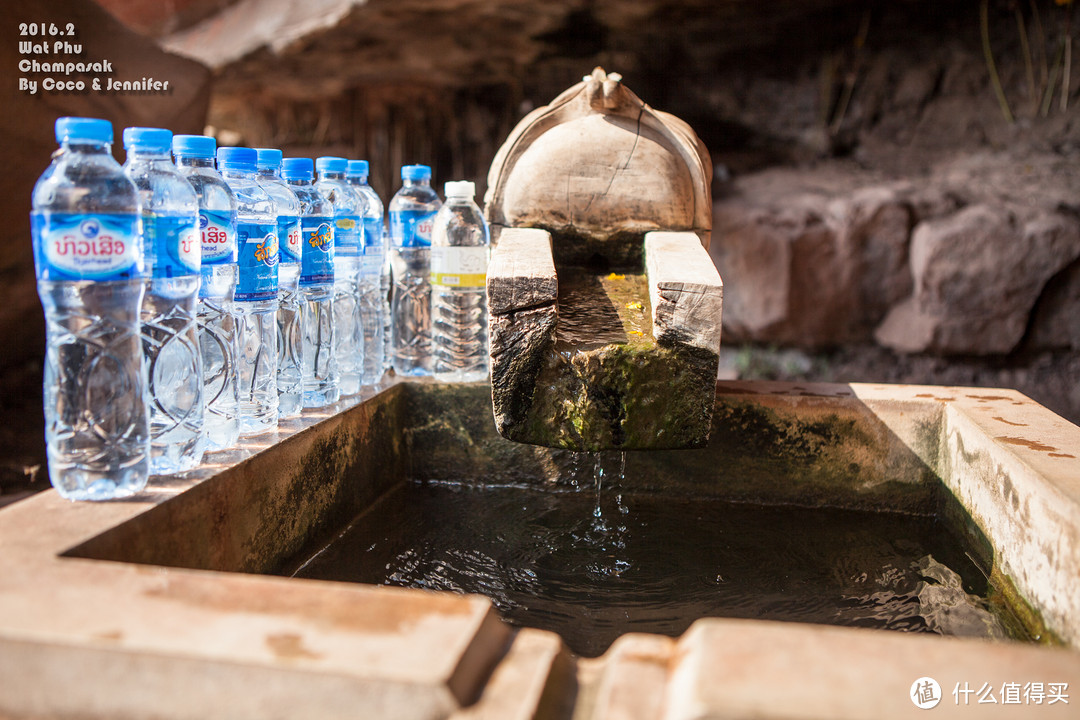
left=431, top=246, right=488, bottom=287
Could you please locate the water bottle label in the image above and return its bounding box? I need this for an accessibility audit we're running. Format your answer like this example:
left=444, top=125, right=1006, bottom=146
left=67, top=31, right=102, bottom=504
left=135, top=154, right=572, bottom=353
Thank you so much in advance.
left=431, top=246, right=489, bottom=287
left=146, top=213, right=200, bottom=277
left=200, top=210, right=237, bottom=265
left=363, top=217, right=384, bottom=252
left=278, top=215, right=302, bottom=264
left=235, top=222, right=279, bottom=301
left=300, top=216, right=334, bottom=286
left=334, top=215, right=361, bottom=256
left=391, top=209, right=437, bottom=248
left=32, top=212, right=142, bottom=281
left=360, top=253, right=383, bottom=277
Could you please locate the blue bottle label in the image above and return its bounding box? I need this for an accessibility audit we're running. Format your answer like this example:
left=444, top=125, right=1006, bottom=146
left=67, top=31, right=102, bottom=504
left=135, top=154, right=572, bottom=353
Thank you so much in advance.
left=300, top=216, right=335, bottom=286
left=145, top=213, right=200, bottom=277
left=391, top=209, right=437, bottom=248
left=200, top=210, right=237, bottom=265
left=32, top=212, right=143, bottom=281
left=363, top=217, right=384, bottom=251
left=360, top=253, right=383, bottom=277
left=235, top=222, right=279, bottom=301
left=278, top=215, right=302, bottom=264
left=334, top=214, right=361, bottom=256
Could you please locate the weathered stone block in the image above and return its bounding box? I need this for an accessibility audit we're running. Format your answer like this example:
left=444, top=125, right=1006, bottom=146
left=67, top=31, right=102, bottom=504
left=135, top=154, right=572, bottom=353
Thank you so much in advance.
left=645, top=231, right=723, bottom=352
left=487, top=230, right=722, bottom=451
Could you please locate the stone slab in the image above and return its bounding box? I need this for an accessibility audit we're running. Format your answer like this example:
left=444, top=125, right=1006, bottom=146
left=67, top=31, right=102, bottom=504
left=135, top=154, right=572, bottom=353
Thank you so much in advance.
left=666, top=618, right=1080, bottom=720
left=645, top=231, right=724, bottom=352
left=488, top=228, right=558, bottom=315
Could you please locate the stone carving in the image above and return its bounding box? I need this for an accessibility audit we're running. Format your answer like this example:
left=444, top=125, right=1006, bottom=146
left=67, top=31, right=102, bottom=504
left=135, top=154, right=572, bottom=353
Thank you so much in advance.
left=485, top=67, right=713, bottom=266
left=485, top=69, right=723, bottom=451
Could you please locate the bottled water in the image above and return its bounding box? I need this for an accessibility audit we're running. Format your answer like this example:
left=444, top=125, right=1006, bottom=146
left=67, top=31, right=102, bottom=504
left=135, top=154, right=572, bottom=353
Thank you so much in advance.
left=283, top=158, right=339, bottom=407
left=347, top=160, right=385, bottom=386
left=173, top=134, right=240, bottom=453
left=218, top=147, right=279, bottom=435
left=314, top=156, right=363, bottom=396
left=430, top=181, right=490, bottom=382
left=32, top=117, right=150, bottom=500
left=256, top=148, right=303, bottom=418
left=122, top=127, right=205, bottom=474
left=389, top=164, right=441, bottom=376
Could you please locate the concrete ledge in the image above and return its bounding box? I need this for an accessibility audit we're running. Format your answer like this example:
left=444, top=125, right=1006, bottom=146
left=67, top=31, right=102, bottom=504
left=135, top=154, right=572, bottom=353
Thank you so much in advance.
left=941, top=393, right=1080, bottom=647
left=665, top=618, right=1080, bottom=720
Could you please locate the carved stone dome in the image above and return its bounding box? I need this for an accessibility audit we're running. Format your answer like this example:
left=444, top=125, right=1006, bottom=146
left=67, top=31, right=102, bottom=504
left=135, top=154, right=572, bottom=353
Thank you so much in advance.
left=485, top=68, right=712, bottom=267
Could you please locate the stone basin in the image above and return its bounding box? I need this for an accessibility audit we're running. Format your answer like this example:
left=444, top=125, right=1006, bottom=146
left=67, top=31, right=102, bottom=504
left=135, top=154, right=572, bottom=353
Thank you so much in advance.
left=1, top=380, right=1079, bottom=719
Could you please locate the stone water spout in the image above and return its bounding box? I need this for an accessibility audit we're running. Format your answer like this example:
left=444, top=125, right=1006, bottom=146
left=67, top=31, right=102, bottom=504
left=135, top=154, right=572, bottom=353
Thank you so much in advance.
left=485, top=68, right=723, bottom=451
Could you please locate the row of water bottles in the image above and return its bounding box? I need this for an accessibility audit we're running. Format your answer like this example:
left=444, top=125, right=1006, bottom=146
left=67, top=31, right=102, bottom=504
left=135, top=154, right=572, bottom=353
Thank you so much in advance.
left=32, top=116, right=491, bottom=502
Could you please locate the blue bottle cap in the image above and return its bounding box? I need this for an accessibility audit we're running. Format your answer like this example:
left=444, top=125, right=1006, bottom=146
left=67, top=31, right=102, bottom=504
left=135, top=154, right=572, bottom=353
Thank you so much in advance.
left=217, top=146, right=258, bottom=171
left=55, top=117, right=113, bottom=145
left=401, top=164, right=431, bottom=181
left=122, top=127, right=173, bottom=152
left=281, top=157, right=313, bottom=180
left=255, top=148, right=283, bottom=170
left=315, top=156, right=347, bottom=175
left=173, top=134, right=217, bottom=158
left=347, top=160, right=369, bottom=177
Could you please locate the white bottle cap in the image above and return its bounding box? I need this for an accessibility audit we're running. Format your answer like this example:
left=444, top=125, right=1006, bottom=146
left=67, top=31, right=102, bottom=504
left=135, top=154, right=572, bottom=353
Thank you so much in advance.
left=444, top=180, right=475, bottom=199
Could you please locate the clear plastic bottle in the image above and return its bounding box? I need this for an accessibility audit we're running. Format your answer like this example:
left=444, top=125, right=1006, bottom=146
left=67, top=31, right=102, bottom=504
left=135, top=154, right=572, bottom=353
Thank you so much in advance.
left=122, top=127, right=205, bottom=474
left=347, top=160, right=385, bottom=386
left=31, top=117, right=150, bottom=500
left=218, top=147, right=279, bottom=435
left=256, top=148, right=303, bottom=419
left=314, top=156, right=363, bottom=396
left=283, top=158, right=339, bottom=407
left=173, top=134, right=240, bottom=453
left=430, top=181, right=491, bottom=382
left=389, top=164, right=441, bottom=376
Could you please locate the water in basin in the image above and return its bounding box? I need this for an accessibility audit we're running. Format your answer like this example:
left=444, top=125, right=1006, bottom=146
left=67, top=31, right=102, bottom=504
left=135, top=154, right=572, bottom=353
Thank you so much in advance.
left=283, top=474, right=1029, bottom=657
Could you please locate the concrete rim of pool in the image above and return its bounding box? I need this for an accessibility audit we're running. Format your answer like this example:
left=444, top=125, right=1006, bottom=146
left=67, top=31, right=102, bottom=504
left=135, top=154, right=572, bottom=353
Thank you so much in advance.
left=1, top=379, right=1078, bottom=719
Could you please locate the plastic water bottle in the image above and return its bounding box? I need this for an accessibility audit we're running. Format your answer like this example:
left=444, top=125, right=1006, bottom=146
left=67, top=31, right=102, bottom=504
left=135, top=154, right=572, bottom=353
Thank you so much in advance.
left=347, top=160, right=385, bottom=385
left=122, top=127, right=205, bottom=474
left=389, top=164, right=441, bottom=376
left=314, top=156, right=363, bottom=396
left=173, top=134, right=240, bottom=453
left=256, top=149, right=303, bottom=418
left=218, top=147, right=279, bottom=435
left=31, top=117, right=150, bottom=500
left=430, top=181, right=490, bottom=382
left=283, top=158, right=339, bottom=407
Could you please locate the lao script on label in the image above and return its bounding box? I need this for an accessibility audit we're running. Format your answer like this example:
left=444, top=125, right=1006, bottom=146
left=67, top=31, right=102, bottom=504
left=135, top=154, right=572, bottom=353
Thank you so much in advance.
left=32, top=212, right=142, bottom=281
left=235, top=222, right=279, bottom=301
left=200, top=210, right=237, bottom=264
left=146, top=214, right=200, bottom=277
left=391, top=210, right=437, bottom=248
left=300, top=217, right=334, bottom=286
left=278, top=215, right=302, bottom=264
left=431, top=246, right=488, bottom=287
